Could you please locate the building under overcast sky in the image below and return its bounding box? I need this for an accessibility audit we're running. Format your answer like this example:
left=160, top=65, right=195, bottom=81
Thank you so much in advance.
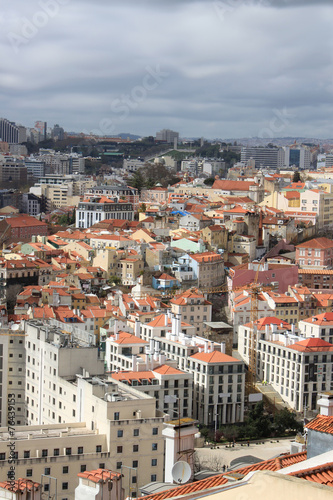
left=1, top=0, right=333, bottom=139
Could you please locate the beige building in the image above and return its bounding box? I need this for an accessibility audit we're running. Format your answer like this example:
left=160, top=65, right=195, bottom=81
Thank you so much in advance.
left=30, top=183, right=81, bottom=210
left=170, top=289, right=212, bottom=334
left=22, top=320, right=167, bottom=497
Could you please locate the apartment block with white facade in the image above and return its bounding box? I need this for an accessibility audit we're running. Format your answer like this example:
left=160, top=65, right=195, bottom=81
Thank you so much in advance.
left=0, top=328, right=26, bottom=427
left=238, top=317, right=333, bottom=412
left=76, top=197, right=134, bottom=229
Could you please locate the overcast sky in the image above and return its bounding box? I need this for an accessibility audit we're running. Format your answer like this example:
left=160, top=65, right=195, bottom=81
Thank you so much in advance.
left=1, top=0, right=333, bottom=139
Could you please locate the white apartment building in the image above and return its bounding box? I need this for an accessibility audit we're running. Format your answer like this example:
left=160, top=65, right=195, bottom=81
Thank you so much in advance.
left=76, top=198, right=134, bottom=229
left=298, top=312, right=333, bottom=344
left=155, top=330, right=245, bottom=426
left=111, top=364, right=193, bottom=419
left=0, top=328, right=26, bottom=427
left=238, top=317, right=333, bottom=412
left=140, top=312, right=196, bottom=342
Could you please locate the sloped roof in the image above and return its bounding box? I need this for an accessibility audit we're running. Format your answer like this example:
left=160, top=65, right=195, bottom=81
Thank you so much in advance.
left=306, top=415, right=333, bottom=434
left=289, top=338, right=333, bottom=352
left=212, top=180, right=257, bottom=191
left=297, top=237, right=333, bottom=250
left=78, top=469, right=121, bottom=483
left=289, top=461, right=333, bottom=487
left=137, top=452, right=307, bottom=500
left=190, top=351, right=239, bottom=363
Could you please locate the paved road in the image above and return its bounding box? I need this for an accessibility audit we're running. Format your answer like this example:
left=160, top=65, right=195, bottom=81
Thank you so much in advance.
left=194, top=437, right=294, bottom=471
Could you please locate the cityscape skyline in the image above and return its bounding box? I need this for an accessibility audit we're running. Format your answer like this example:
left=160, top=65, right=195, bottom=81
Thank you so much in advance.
left=1, top=1, right=333, bottom=139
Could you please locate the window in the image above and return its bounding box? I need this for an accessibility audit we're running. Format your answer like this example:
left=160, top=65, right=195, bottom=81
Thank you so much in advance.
left=152, top=427, right=158, bottom=435
left=114, top=412, right=119, bottom=420
left=117, top=430, right=123, bottom=438
left=152, top=459, right=157, bottom=466
left=78, top=446, right=83, bottom=454
left=80, top=465, right=87, bottom=473
left=132, top=476, right=137, bottom=484
left=99, top=463, right=105, bottom=469
left=42, top=449, right=48, bottom=457
left=24, top=450, right=30, bottom=458
left=54, top=448, right=59, bottom=456
left=27, top=469, right=33, bottom=477
left=117, top=446, right=123, bottom=453
left=96, top=445, right=102, bottom=453
left=65, top=448, right=71, bottom=456
left=62, top=483, right=68, bottom=490
left=0, top=453, right=5, bottom=460
left=151, top=474, right=157, bottom=482
left=152, top=443, right=158, bottom=451
left=133, top=445, right=139, bottom=452
left=133, top=460, right=138, bottom=468
left=63, top=466, right=69, bottom=474
left=116, top=461, right=122, bottom=469
left=133, top=429, right=139, bottom=437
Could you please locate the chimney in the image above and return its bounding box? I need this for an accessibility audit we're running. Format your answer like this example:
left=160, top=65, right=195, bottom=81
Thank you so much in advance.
left=134, top=318, right=140, bottom=337
left=291, top=323, right=295, bottom=334
left=221, top=342, right=226, bottom=354
left=132, top=355, right=137, bottom=372
left=171, top=313, right=176, bottom=336
left=114, top=318, right=118, bottom=335
left=317, top=392, right=333, bottom=416
left=176, top=314, right=181, bottom=336
left=147, top=339, right=154, bottom=356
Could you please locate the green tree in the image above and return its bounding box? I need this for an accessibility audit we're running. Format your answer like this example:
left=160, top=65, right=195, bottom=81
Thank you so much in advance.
left=273, top=408, right=303, bottom=434
left=292, top=171, right=301, bottom=183
left=129, top=170, right=145, bottom=193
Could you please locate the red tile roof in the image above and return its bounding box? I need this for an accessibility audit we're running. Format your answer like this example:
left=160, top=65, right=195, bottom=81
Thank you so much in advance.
left=78, top=469, right=121, bottom=484
left=297, top=237, right=333, bottom=250
left=289, top=462, right=333, bottom=487
left=289, top=338, right=333, bottom=352
left=306, top=415, right=333, bottom=434
left=191, top=351, right=239, bottom=363
left=137, top=452, right=307, bottom=500
left=0, top=479, right=40, bottom=492
left=212, top=180, right=257, bottom=191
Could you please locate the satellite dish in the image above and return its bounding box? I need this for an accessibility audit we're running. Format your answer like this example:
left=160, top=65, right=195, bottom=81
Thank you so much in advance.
left=171, top=461, right=191, bottom=484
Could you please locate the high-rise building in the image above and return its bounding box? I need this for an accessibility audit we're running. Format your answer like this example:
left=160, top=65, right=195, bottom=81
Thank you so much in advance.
left=0, top=118, right=19, bottom=143
left=52, top=123, right=65, bottom=141
left=35, top=120, right=47, bottom=140
left=241, top=146, right=284, bottom=169
left=156, top=129, right=179, bottom=143
left=283, top=145, right=311, bottom=170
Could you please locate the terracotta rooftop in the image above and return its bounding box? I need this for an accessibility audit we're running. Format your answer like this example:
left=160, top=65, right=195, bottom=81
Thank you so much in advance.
left=297, top=237, right=333, bottom=250
left=78, top=468, right=121, bottom=483
left=306, top=415, right=333, bottom=434
left=289, top=462, right=333, bottom=487
left=190, top=350, right=239, bottom=364
left=137, top=452, right=307, bottom=500
left=289, top=337, right=333, bottom=353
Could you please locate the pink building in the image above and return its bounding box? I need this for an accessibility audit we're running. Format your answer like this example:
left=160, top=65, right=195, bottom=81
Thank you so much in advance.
left=228, top=261, right=298, bottom=293
left=296, top=237, right=333, bottom=268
